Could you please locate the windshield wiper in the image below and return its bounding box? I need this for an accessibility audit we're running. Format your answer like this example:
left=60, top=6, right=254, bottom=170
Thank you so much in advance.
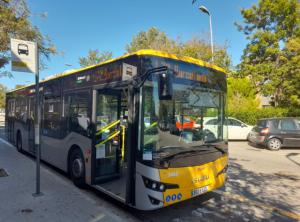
left=193, top=144, right=226, bottom=154
left=159, top=148, right=211, bottom=162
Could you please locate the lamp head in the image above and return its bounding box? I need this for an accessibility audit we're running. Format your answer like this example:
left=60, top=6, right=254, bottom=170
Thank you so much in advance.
left=199, top=6, right=210, bottom=15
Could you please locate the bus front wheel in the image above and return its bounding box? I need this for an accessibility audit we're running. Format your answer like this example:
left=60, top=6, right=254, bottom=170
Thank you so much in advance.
left=69, top=149, right=86, bottom=189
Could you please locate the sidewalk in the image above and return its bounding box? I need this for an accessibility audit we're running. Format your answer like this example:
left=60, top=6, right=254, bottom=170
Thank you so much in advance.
left=0, top=137, right=135, bottom=222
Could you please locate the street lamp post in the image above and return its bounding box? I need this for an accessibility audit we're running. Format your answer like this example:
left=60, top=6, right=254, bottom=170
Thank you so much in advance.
left=199, top=6, right=214, bottom=62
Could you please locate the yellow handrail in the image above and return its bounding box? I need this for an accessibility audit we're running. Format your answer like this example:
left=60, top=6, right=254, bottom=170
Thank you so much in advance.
left=121, top=125, right=126, bottom=161
left=96, top=130, right=120, bottom=147
left=96, top=119, right=120, bottom=136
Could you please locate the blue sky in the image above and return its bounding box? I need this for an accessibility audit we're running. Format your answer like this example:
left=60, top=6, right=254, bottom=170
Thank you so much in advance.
left=1, top=0, right=257, bottom=90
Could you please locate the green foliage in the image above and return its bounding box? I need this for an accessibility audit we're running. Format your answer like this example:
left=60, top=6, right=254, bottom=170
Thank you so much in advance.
left=15, top=84, right=25, bottom=89
left=279, top=37, right=300, bottom=106
left=79, top=49, right=113, bottom=67
left=229, top=107, right=300, bottom=125
left=0, top=0, right=56, bottom=75
left=227, top=77, right=259, bottom=111
left=126, top=27, right=232, bottom=72
left=125, top=27, right=178, bottom=54
left=236, top=0, right=300, bottom=107
left=0, top=84, right=7, bottom=108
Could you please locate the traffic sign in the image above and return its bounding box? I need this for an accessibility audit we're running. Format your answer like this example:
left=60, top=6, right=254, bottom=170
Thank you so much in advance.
left=11, top=38, right=42, bottom=196
left=10, top=38, right=38, bottom=74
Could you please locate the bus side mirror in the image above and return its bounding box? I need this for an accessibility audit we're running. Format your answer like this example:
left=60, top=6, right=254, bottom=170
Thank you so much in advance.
left=158, top=72, right=173, bottom=100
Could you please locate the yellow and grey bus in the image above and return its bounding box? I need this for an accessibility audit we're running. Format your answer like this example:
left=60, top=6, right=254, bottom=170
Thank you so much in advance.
left=5, top=50, right=228, bottom=210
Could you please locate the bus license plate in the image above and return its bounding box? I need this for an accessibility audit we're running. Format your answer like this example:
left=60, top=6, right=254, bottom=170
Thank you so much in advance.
left=191, top=186, right=208, bottom=197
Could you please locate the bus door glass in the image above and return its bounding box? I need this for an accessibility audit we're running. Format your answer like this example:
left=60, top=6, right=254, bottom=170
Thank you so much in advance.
left=94, top=90, right=122, bottom=181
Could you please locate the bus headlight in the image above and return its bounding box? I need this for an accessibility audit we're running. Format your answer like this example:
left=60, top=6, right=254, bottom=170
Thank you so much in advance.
left=152, top=183, right=157, bottom=189
left=159, top=184, right=165, bottom=191
left=142, top=176, right=178, bottom=192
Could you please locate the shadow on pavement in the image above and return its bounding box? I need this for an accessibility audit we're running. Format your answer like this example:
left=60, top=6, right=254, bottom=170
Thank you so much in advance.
left=286, top=153, right=300, bottom=167
left=225, top=158, right=299, bottom=221
left=247, top=141, right=265, bottom=150
left=124, top=158, right=299, bottom=222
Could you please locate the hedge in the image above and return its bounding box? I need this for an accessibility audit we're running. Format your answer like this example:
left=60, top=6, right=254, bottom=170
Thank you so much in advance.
left=228, top=107, right=300, bottom=125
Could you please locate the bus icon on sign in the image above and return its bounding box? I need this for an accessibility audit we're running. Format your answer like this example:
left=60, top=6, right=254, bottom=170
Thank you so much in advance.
left=18, top=43, right=29, bottom=56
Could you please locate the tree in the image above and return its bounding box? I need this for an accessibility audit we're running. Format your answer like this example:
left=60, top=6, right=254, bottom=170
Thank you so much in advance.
left=126, top=27, right=178, bottom=54
left=79, top=49, right=113, bottom=67
left=15, top=84, right=25, bottom=89
left=227, top=77, right=259, bottom=111
left=279, top=37, right=300, bottom=106
left=0, top=0, right=56, bottom=76
left=0, top=84, right=7, bottom=108
left=179, top=37, right=232, bottom=73
left=236, top=0, right=300, bottom=106
left=126, top=27, right=232, bottom=72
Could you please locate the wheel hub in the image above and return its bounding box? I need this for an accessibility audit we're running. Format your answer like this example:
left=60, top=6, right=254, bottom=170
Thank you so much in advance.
left=72, top=158, right=83, bottom=178
left=270, top=139, right=280, bottom=149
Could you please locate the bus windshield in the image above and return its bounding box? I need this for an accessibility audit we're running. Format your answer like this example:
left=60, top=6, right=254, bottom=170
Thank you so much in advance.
left=141, top=77, right=227, bottom=163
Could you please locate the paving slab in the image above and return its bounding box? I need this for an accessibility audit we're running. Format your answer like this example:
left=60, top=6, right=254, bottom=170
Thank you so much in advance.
left=0, top=138, right=136, bottom=222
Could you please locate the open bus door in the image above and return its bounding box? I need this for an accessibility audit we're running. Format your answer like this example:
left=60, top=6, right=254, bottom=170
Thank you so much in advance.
left=92, top=89, right=124, bottom=184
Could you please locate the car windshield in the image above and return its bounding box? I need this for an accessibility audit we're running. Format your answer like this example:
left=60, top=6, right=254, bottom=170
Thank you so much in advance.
left=140, top=76, right=227, bottom=162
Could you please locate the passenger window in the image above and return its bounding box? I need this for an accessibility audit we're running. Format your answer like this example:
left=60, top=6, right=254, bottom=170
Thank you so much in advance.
left=7, top=99, right=15, bottom=117
left=280, top=119, right=297, bottom=130
left=206, top=119, right=217, bottom=125
left=272, top=120, right=280, bottom=129
left=43, top=96, right=62, bottom=138
left=257, top=120, right=267, bottom=128
left=229, top=119, right=242, bottom=126
left=64, top=92, right=90, bottom=136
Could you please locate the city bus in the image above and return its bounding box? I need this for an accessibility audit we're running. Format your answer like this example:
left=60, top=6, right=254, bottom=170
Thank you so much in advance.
left=5, top=49, right=228, bottom=210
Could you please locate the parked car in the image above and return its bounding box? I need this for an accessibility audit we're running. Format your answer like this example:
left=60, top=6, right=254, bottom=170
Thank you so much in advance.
left=203, top=117, right=253, bottom=140
left=248, top=117, right=300, bottom=150
left=169, top=115, right=196, bottom=134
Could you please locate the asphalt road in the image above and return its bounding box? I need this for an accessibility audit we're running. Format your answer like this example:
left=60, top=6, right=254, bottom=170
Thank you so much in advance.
left=0, top=127, right=299, bottom=222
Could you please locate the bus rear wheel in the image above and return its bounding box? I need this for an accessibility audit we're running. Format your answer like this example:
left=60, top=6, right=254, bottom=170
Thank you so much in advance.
left=16, top=132, right=22, bottom=153
left=69, top=149, right=86, bottom=189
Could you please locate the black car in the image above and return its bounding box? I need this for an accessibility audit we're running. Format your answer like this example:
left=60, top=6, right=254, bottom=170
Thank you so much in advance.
left=248, top=117, right=300, bottom=150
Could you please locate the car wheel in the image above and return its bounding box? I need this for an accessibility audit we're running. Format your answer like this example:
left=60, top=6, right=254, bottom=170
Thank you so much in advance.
left=16, top=132, right=22, bottom=152
left=69, top=149, right=86, bottom=188
left=267, top=138, right=282, bottom=151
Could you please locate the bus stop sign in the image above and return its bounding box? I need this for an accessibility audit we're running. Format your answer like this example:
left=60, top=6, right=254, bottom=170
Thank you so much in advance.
left=10, top=38, right=38, bottom=74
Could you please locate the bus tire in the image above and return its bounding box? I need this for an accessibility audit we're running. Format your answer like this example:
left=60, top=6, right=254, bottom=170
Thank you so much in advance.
left=16, top=131, right=22, bottom=153
left=69, top=148, right=86, bottom=189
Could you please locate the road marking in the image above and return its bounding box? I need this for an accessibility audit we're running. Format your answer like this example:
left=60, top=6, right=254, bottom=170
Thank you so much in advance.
left=0, top=137, right=14, bottom=148
left=214, top=190, right=300, bottom=220
left=89, top=213, right=105, bottom=222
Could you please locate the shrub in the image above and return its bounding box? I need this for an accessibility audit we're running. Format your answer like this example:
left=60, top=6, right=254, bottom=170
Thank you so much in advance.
left=228, top=107, right=300, bottom=125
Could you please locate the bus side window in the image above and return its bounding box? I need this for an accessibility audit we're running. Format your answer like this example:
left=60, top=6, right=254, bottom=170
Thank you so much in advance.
left=43, top=96, right=62, bottom=138
left=64, top=92, right=90, bottom=137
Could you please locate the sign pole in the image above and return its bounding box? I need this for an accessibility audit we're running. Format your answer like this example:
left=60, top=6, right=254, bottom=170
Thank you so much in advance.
left=10, top=38, right=42, bottom=196
left=33, top=44, right=42, bottom=196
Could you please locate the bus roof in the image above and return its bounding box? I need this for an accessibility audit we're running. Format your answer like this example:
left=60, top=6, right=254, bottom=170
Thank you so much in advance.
left=8, top=49, right=226, bottom=93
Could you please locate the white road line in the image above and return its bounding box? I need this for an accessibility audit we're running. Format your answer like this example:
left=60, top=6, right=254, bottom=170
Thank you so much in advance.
left=0, top=137, right=14, bottom=148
